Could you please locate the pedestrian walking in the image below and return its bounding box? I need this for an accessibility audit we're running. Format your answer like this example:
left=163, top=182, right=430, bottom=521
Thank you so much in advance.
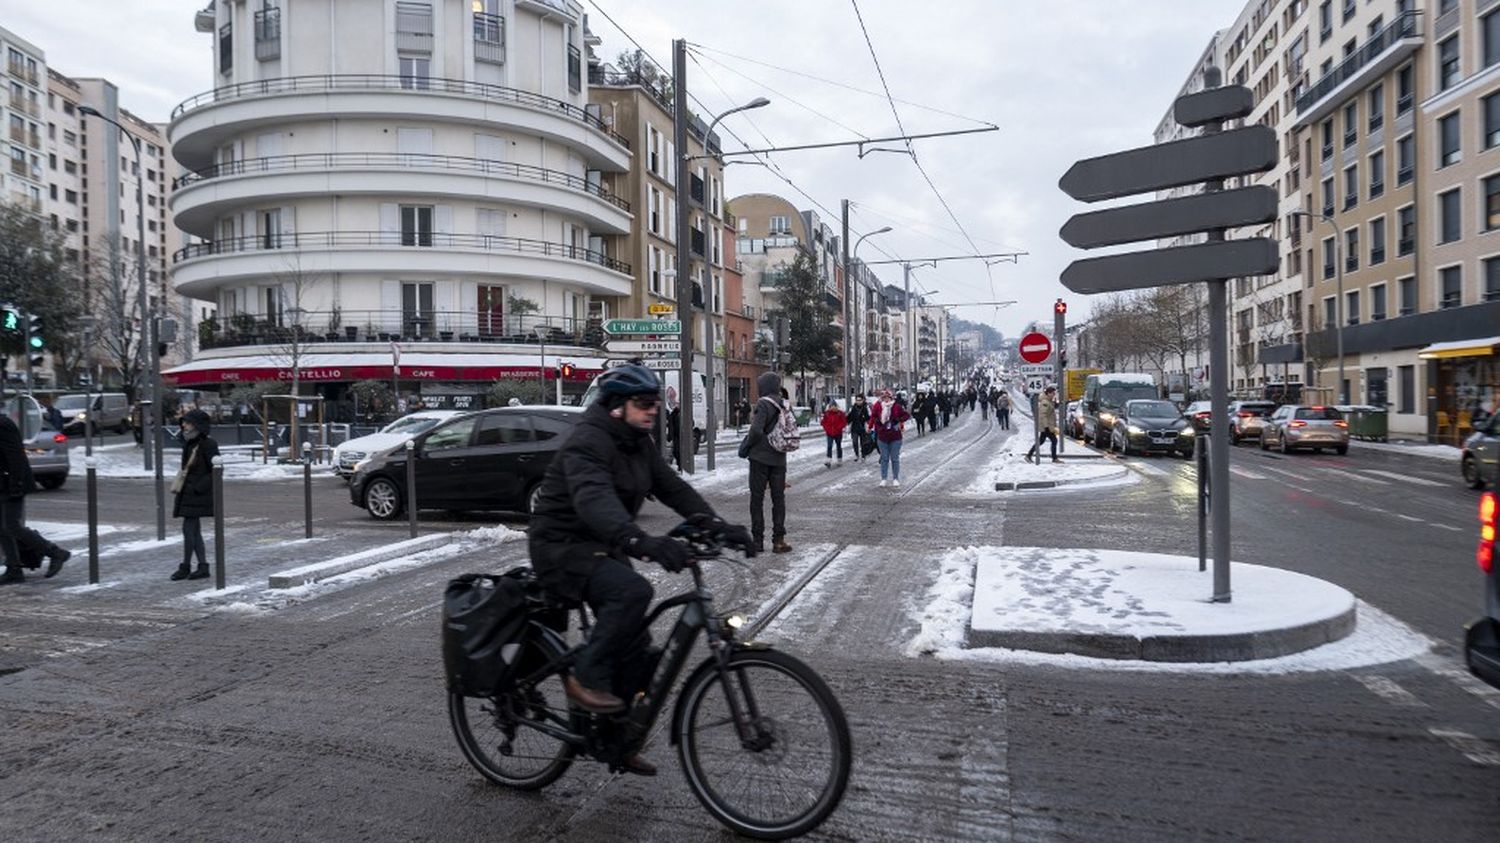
left=846, top=394, right=870, bottom=462
left=938, top=392, right=952, bottom=429
left=820, top=399, right=846, bottom=467
left=996, top=391, right=1011, bottom=430
left=0, top=413, right=70, bottom=585
left=980, top=388, right=990, bottom=420
left=1025, top=385, right=1061, bottom=464
left=739, top=372, right=793, bottom=554
left=869, top=389, right=909, bottom=487
left=170, top=409, right=221, bottom=581
left=913, top=392, right=928, bottom=437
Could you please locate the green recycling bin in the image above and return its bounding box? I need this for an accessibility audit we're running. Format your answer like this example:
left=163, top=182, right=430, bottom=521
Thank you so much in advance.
left=1358, top=406, right=1388, bottom=442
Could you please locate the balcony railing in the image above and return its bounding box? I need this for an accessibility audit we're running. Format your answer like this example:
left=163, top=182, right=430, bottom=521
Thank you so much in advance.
left=1345, top=255, right=1358, bottom=272
left=171, top=75, right=630, bottom=149
left=474, top=12, right=504, bottom=64
left=255, top=8, right=281, bottom=61
left=1323, top=263, right=1335, bottom=279
left=1370, top=247, right=1385, bottom=264
left=173, top=230, right=631, bottom=275
left=8, top=125, right=23, bottom=143
left=8, top=157, right=24, bottom=176
left=8, top=192, right=40, bottom=213
left=690, top=173, right=705, bottom=204
left=1296, top=11, right=1421, bottom=116
left=203, top=310, right=606, bottom=349
left=172, top=152, right=629, bottom=211
left=1397, top=237, right=1413, bottom=256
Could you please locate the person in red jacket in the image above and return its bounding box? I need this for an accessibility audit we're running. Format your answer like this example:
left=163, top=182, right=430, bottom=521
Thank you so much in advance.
left=868, top=389, right=911, bottom=487
left=820, top=399, right=848, bottom=467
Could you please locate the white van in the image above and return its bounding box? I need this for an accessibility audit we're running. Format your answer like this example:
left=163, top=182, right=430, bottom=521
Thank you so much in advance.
left=581, top=368, right=707, bottom=440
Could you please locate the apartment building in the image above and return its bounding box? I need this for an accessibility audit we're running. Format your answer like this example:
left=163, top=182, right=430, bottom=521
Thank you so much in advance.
left=848, top=256, right=901, bottom=391
left=164, top=0, right=632, bottom=401
left=586, top=48, right=729, bottom=388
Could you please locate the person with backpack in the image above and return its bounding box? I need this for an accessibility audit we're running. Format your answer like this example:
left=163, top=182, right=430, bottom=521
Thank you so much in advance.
left=996, top=390, right=1012, bottom=430
left=819, top=398, right=847, bottom=467
left=868, top=388, right=910, bottom=488
left=739, top=372, right=796, bottom=553
left=846, top=394, right=870, bottom=463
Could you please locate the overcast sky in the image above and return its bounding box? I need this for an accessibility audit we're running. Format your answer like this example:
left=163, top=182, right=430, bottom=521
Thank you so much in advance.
left=5, top=0, right=1245, bottom=337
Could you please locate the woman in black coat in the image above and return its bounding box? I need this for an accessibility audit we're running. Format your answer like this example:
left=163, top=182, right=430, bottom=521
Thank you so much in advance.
left=171, top=409, right=220, bottom=581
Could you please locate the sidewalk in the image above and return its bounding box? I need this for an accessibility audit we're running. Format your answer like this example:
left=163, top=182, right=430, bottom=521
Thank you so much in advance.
left=1348, top=438, right=1463, bottom=461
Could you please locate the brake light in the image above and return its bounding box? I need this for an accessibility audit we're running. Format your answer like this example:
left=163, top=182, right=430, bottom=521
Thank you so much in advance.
left=52, top=433, right=67, bottom=443
left=1288, top=420, right=1307, bottom=429
left=1481, top=492, right=1497, bottom=574
left=1312, top=406, right=1325, bottom=411
left=1333, top=420, right=1348, bottom=428
left=1237, top=411, right=1253, bottom=418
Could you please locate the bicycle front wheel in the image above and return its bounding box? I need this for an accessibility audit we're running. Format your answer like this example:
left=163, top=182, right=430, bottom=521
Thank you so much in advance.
left=447, top=635, right=576, bottom=790
left=677, top=648, right=851, bottom=840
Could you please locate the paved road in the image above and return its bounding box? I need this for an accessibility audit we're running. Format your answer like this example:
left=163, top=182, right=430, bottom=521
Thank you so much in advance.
left=2, top=407, right=1497, bottom=841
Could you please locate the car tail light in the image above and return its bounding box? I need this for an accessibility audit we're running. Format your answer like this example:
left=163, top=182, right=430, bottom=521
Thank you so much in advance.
left=1333, top=420, right=1348, bottom=428
left=53, top=433, right=67, bottom=443
left=1288, top=420, right=1307, bottom=429
left=1480, top=492, right=1497, bottom=574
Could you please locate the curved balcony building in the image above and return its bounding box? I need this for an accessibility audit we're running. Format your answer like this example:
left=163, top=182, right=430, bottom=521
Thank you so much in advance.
left=166, top=0, right=630, bottom=395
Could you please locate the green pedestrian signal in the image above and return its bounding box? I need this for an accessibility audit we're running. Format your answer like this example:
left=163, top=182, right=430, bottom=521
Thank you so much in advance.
left=1, top=308, right=18, bottom=333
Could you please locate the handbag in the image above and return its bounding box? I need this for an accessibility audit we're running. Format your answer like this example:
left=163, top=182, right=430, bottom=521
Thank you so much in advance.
left=171, top=445, right=199, bottom=495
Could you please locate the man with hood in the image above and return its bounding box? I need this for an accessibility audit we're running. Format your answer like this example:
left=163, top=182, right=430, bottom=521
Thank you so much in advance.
left=0, top=411, right=71, bottom=584
left=529, top=364, right=751, bottom=773
left=739, top=371, right=791, bottom=554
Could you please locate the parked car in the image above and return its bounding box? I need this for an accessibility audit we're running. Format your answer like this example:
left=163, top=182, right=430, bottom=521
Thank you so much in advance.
left=1463, top=491, right=1499, bottom=690
left=349, top=406, right=583, bottom=520
left=332, top=410, right=466, bottom=479
left=4, top=396, right=70, bottom=490
left=1065, top=400, right=1085, bottom=439
left=1461, top=411, right=1499, bottom=489
left=1080, top=373, right=1159, bottom=448
left=1184, top=400, right=1214, bottom=433
left=1109, top=399, right=1195, bottom=457
left=54, top=392, right=131, bottom=435
left=1228, top=400, right=1277, bottom=445
left=1260, top=405, right=1349, bottom=455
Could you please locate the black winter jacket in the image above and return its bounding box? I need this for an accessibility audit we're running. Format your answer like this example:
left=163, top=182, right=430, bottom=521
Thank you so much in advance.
left=528, top=403, right=712, bottom=599
left=172, top=435, right=221, bottom=518
left=0, top=415, right=33, bottom=498
left=846, top=403, right=870, bottom=432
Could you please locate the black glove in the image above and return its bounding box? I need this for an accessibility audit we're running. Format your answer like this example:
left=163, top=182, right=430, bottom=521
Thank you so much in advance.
left=687, top=512, right=725, bottom=530
left=720, top=524, right=755, bottom=556
left=629, top=534, right=691, bottom=573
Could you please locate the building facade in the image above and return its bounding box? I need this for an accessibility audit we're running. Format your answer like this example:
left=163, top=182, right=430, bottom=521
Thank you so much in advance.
left=164, top=0, right=632, bottom=403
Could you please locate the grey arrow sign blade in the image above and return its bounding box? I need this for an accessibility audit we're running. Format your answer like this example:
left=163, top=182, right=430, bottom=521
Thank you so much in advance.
left=1060, top=186, right=1278, bottom=249
left=1060, top=238, right=1279, bottom=295
left=1059, top=125, right=1277, bottom=202
left=1174, top=85, right=1255, bottom=128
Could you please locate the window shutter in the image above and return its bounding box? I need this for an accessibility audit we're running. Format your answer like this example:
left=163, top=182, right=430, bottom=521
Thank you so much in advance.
left=381, top=280, right=402, bottom=333
left=279, top=206, right=296, bottom=244
left=665, top=141, right=675, bottom=185
left=434, top=205, right=453, bottom=246
left=379, top=203, right=399, bottom=245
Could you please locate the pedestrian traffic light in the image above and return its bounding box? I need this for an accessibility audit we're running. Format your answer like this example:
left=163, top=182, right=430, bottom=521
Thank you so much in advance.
left=560, top=361, right=576, bottom=378
left=0, top=306, right=19, bottom=335
left=1054, top=299, right=1067, bottom=316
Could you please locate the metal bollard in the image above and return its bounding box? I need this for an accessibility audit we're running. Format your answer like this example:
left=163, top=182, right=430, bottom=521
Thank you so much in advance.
left=86, top=455, right=99, bottom=585
left=1196, top=433, right=1208, bottom=573
left=302, top=441, right=313, bottom=539
left=405, top=439, right=418, bottom=539
left=212, top=455, right=226, bottom=590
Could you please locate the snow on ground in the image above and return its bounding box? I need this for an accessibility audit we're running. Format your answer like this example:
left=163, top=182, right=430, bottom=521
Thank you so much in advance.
left=964, top=416, right=1131, bottom=493
left=30, top=521, right=121, bottom=543
left=1349, top=439, right=1464, bottom=461
left=907, top=546, right=1432, bottom=674
left=68, top=443, right=337, bottom=482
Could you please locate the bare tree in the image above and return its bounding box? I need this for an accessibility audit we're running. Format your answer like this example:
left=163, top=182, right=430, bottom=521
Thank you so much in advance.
left=85, top=233, right=146, bottom=402
left=265, top=254, right=328, bottom=457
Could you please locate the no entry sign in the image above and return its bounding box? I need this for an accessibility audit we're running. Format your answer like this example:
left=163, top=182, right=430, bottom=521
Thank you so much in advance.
left=1019, top=332, right=1053, bottom=364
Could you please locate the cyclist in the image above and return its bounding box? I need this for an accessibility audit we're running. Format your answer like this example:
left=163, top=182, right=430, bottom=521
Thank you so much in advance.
left=528, top=364, right=752, bottom=772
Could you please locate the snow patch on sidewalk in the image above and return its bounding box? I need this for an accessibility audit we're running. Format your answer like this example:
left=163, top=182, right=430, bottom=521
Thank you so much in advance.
left=70, top=447, right=337, bottom=482
left=965, top=417, right=1129, bottom=493
left=1349, top=439, right=1463, bottom=461
left=31, top=521, right=121, bottom=543
left=905, top=546, right=1432, bottom=674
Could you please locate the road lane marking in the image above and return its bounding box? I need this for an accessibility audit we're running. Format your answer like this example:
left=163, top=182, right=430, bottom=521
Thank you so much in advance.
left=1228, top=465, right=1268, bottom=480
left=1417, top=654, right=1500, bottom=712
left=1257, top=464, right=1316, bottom=482
left=1361, top=470, right=1445, bottom=487
left=1313, top=467, right=1390, bottom=485
left=1428, top=728, right=1500, bottom=766
left=1431, top=523, right=1463, bottom=532
left=1124, top=460, right=1169, bottom=477
left=1355, top=675, right=1427, bottom=708
left=1396, top=514, right=1424, bottom=523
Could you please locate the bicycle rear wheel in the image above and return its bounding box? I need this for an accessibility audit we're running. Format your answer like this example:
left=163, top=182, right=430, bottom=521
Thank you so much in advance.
left=447, top=635, right=576, bottom=790
left=676, top=648, right=851, bottom=840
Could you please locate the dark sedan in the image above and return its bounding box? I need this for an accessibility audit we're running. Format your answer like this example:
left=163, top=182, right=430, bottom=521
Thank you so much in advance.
left=1110, top=399, right=1195, bottom=457
left=349, top=406, right=583, bottom=520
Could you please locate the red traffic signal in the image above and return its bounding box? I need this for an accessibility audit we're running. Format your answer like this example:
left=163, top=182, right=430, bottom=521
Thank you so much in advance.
left=1054, top=299, right=1068, bottom=315
left=559, top=362, right=576, bottom=378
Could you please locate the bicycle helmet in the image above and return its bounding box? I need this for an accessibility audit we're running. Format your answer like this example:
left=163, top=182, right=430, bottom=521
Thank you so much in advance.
left=595, top=364, right=662, bottom=401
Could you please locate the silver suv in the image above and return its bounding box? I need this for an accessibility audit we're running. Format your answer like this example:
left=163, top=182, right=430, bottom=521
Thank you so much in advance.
left=1261, top=405, right=1350, bottom=455
left=1228, top=400, right=1277, bottom=445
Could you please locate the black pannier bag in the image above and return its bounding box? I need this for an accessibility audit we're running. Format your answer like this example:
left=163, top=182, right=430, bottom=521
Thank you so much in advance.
left=442, top=568, right=533, bottom=696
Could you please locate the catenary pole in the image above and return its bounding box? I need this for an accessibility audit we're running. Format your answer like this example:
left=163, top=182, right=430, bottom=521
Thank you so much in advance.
left=673, top=38, right=694, bottom=474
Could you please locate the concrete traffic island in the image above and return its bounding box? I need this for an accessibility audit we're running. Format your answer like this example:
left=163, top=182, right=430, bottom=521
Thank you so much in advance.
left=966, top=547, right=1356, bottom=662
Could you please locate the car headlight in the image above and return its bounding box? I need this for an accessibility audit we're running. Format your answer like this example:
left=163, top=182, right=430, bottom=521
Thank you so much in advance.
left=1126, top=425, right=1144, bottom=435
left=1099, top=412, right=1114, bottom=424
left=342, top=451, right=365, bottom=462
left=352, top=458, right=371, bottom=474
left=1180, top=426, right=1195, bottom=435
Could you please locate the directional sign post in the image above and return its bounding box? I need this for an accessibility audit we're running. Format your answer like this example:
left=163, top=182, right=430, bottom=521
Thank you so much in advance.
left=1059, top=67, right=1269, bottom=604
left=639, top=357, right=683, bottom=371
left=603, top=318, right=682, bottom=335
left=602, top=339, right=682, bottom=354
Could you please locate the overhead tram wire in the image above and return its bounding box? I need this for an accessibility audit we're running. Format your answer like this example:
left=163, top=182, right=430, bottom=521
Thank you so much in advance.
left=849, top=201, right=1026, bottom=252
left=689, top=47, right=873, bottom=141
left=847, top=0, right=999, bottom=302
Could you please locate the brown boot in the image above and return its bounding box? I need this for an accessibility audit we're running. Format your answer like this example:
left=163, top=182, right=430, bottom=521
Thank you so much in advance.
left=772, top=540, right=792, bottom=554
left=621, top=754, right=658, bottom=776
left=565, top=676, right=626, bottom=714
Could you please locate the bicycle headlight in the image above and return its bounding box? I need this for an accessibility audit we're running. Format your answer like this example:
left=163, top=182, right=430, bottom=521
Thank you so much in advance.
left=726, top=614, right=745, bottom=630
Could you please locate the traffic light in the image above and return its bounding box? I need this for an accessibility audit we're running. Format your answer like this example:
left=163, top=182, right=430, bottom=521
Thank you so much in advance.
left=1054, top=299, right=1068, bottom=316
left=26, top=314, right=44, bottom=368
left=1, top=306, right=19, bottom=335
left=559, top=361, right=576, bottom=378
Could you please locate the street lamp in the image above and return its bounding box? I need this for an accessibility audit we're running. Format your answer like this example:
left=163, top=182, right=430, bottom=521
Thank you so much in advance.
left=80, top=104, right=165, bottom=540
left=846, top=225, right=892, bottom=401
left=694, top=96, right=770, bottom=472
left=1289, top=209, right=1345, bottom=404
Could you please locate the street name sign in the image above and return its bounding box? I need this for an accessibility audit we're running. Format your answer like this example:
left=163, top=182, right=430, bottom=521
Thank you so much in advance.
left=603, top=319, right=681, bottom=335
left=1060, top=186, right=1278, bottom=250
left=1060, top=238, right=1279, bottom=295
left=1058, top=125, right=1277, bottom=203
left=1173, top=85, right=1255, bottom=127
left=640, top=357, right=682, bottom=371
left=603, top=358, right=631, bottom=369
left=1019, top=332, right=1052, bottom=364
left=602, top=339, right=682, bottom=354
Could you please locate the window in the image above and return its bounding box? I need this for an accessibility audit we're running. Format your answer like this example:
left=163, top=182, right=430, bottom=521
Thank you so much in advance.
left=63, top=159, right=76, bottom=175
left=1439, top=0, right=1458, bottom=13
left=1398, top=205, right=1415, bottom=255
left=1396, top=134, right=1414, bottom=185
left=1397, top=365, right=1415, bottom=414
left=1439, top=112, right=1461, bottom=167
left=1398, top=276, right=1416, bottom=315
left=1319, top=1, right=1332, bottom=41
left=400, top=205, right=433, bottom=246
left=769, top=215, right=790, bottom=234
left=1370, top=283, right=1387, bottom=320
left=1486, top=257, right=1500, bottom=301
left=1487, top=175, right=1500, bottom=231
left=1369, top=150, right=1384, bottom=198
left=474, top=414, right=535, bottom=446
left=1343, top=102, right=1358, bottom=148
left=1397, top=64, right=1413, bottom=115
left=1346, top=289, right=1360, bottom=325
left=1487, top=10, right=1500, bottom=69
left=64, top=189, right=76, bottom=204
left=1343, top=165, right=1358, bottom=209
left=1440, top=266, right=1462, bottom=308
left=423, top=418, right=477, bottom=452
left=1368, top=83, right=1384, bottom=132
left=1486, top=94, right=1500, bottom=150
left=1345, top=227, right=1359, bottom=272
left=219, top=22, right=232, bottom=74
left=259, top=209, right=281, bottom=249
left=1321, top=176, right=1335, bottom=218
left=1370, top=216, right=1386, bottom=264
left=1322, top=236, right=1336, bottom=279
left=1323, top=296, right=1337, bottom=328
left=1440, top=188, right=1462, bottom=243
left=398, top=55, right=430, bottom=90
left=1439, top=36, right=1460, bottom=92
left=1321, top=119, right=1334, bottom=160
left=1342, top=0, right=1355, bottom=22
left=401, top=281, right=435, bottom=335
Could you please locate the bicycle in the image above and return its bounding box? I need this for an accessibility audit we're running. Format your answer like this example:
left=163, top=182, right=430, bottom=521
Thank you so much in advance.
left=446, top=522, right=852, bottom=840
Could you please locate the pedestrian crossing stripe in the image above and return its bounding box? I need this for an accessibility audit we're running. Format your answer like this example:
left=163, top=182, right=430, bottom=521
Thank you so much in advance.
left=1228, top=465, right=1268, bottom=480
left=1360, top=469, right=1445, bottom=487
left=1313, top=467, right=1389, bottom=485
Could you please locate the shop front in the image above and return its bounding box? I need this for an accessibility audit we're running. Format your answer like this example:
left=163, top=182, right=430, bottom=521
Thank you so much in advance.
left=1419, top=336, right=1500, bottom=446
